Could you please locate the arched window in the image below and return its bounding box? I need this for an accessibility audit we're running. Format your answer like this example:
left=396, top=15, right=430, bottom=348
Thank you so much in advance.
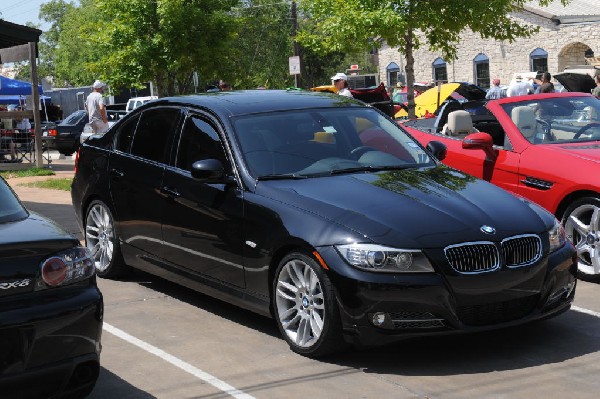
left=386, top=62, right=403, bottom=88
left=473, top=53, right=490, bottom=89
left=530, top=48, right=548, bottom=72
left=432, top=57, right=447, bottom=83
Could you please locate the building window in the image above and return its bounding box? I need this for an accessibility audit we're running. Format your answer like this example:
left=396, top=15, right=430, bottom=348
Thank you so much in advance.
left=585, top=49, right=595, bottom=58
left=386, top=62, right=403, bottom=87
left=530, top=48, right=548, bottom=72
left=473, top=53, right=490, bottom=89
left=432, top=57, right=447, bottom=83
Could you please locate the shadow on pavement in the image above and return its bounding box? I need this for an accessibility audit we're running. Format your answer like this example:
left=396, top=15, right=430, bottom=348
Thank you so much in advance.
left=324, top=309, right=600, bottom=375
left=121, top=269, right=279, bottom=339
left=87, top=367, right=157, bottom=399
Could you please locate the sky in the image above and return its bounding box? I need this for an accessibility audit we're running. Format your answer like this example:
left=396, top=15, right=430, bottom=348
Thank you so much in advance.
left=1, top=0, right=51, bottom=31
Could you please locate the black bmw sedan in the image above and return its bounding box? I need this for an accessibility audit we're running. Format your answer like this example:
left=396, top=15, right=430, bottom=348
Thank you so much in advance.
left=0, top=177, right=102, bottom=397
left=71, top=90, right=576, bottom=357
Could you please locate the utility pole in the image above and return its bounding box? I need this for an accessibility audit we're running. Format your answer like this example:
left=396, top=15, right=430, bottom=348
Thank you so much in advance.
left=291, top=1, right=300, bottom=88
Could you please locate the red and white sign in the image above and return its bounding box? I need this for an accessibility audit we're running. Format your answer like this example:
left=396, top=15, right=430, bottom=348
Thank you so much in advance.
left=350, top=64, right=359, bottom=70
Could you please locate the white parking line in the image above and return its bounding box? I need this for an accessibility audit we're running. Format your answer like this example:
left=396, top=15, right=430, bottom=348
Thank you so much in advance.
left=572, top=305, right=600, bottom=318
left=103, top=323, right=256, bottom=399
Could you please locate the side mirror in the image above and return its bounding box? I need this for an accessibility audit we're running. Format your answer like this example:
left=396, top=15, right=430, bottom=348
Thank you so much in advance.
left=191, top=159, right=232, bottom=183
left=462, top=132, right=497, bottom=161
left=426, top=140, right=447, bottom=161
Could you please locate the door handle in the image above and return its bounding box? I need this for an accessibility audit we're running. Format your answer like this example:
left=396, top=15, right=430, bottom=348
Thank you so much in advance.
left=110, top=168, right=124, bottom=178
left=161, top=186, right=180, bottom=197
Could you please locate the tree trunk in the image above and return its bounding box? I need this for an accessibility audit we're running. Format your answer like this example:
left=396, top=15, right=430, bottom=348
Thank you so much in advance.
left=405, top=28, right=416, bottom=120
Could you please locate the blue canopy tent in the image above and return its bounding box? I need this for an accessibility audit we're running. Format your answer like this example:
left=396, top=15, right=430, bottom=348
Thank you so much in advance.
left=0, top=75, right=43, bottom=95
left=0, top=95, right=50, bottom=105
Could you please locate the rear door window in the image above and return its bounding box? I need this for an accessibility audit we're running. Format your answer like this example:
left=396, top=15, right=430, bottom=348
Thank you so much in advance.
left=130, top=108, right=181, bottom=163
left=114, top=114, right=140, bottom=153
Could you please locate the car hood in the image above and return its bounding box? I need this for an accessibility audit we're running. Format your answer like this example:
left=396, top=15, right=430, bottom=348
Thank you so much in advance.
left=256, top=166, right=550, bottom=248
left=543, top=141, right=600, bottom=163
left=554, top=72, right=596, bottom=93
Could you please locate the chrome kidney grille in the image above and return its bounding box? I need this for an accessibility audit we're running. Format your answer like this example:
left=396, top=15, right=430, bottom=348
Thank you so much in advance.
left=501, top=234, right=542, bottom=268
left=444, top=234, right=542, bottom=274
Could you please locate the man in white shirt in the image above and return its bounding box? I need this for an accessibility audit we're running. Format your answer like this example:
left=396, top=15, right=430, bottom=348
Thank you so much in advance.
left=331, top=73, right=353, bottom=98
left=506, top=75, right=534, bottom=97
left=86, top=80, right=109, bottom=133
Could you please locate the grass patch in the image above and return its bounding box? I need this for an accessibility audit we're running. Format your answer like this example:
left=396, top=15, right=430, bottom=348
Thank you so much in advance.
left=0, top=167, right=55, bottom=179
left=22, top=178, right=73, bottom=191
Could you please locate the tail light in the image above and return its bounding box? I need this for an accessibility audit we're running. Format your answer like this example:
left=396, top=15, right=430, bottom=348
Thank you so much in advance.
left=48, top=128, right=58, bottom=136
left=36, top=247, right=95, bottom=289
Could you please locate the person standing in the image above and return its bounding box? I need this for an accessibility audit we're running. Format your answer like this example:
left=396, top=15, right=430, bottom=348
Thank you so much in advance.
left=485, top=78, right=505, bottom=100
left=86, top=80, right=109, bottom=133
left=533, top=72, right=555, bottom=93
left=592, top=75, right=600, bottom=97
left=331, top=73, right=353, bottom=98
left=506, top=75, right=535, bottom=97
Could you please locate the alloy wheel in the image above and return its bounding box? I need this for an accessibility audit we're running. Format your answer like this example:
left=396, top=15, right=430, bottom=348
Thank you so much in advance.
left=85, top=203, right=115, bottom=273
left=565, top=202, right=600, bottom=278
left=275, top=258, right=325, bottom=348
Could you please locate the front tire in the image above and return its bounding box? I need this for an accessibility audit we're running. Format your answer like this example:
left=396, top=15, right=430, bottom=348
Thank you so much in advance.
left=273, top=251, right=346, bottom=357
left=562, top=196, right=600, bottom=283
left=85, top=200, right=129, bottom=278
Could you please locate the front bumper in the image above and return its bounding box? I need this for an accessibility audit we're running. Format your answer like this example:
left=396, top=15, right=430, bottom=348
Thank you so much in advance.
left=0, top=282, right=103, bottom=398
left=317, top=243, right=577, bottom=347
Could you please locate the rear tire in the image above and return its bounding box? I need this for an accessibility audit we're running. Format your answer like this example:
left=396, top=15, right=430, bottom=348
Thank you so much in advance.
left=272, top=251, right=347, bottom=357
left=85, top=200, right=129, bottom=278
left=561, top=196, right=600, bottom=283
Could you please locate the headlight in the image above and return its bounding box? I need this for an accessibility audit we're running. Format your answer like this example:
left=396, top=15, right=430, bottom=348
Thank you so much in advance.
left=35, top=246, right=95, bottom=290
left=549, top=218, right=566, bottom=253
left=336, top=243, right=435, bottom=273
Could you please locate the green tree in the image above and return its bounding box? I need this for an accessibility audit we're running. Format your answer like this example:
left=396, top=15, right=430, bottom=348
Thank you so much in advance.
left=53, top=0, right=102, bottom=86
left=84, top=0, right=239, bottom=96
left=37, top=0, right=76, bottom=83
left=298, top=0, right=569, bottom=118
left=226, top=1, right=294, bottom=89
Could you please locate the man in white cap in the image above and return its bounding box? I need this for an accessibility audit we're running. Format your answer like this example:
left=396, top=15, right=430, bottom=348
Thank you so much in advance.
left=86, top=80, right=109, bottom=133
left=331, top=72, right=353, bottom=98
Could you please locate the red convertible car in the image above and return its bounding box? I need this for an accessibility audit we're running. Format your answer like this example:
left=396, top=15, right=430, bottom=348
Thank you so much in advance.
left=403, top=92, right=600, bottom=282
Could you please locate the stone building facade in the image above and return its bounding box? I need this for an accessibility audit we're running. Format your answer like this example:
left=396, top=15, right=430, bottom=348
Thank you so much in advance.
left=377, top=1, right=600, bottom=90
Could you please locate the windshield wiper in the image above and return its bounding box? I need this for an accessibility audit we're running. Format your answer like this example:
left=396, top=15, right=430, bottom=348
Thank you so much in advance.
left=328, top=165, right=416, bottom=175
left=256, top=173, right=308, bottom=181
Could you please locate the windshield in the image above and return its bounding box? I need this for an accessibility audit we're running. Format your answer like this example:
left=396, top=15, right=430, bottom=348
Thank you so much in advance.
left=232, top=107, right=434, bottom=178
left=502, top=96, right=600, bottom=144
left=0, top=179, right=27, bottom=223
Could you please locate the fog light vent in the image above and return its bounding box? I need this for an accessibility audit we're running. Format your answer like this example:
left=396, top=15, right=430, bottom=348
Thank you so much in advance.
left=388, top=311, right=446, bottom=329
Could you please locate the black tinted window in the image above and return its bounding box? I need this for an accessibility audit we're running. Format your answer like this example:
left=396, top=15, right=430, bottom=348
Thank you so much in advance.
left=176, top=116, right=227, bottom=171
left=114, top=114, right=140, bottom=153
left=130, top=108, right=180, bottom=163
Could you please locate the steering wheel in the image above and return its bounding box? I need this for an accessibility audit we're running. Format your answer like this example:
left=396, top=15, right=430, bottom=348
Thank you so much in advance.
left=349, top=146, right=377, bottom=160
left=573, top=123, right=600, bottom=140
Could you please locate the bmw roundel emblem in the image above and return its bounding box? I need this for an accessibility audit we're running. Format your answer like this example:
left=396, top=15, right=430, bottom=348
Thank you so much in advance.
left=480, top=225, right=496, bottom=235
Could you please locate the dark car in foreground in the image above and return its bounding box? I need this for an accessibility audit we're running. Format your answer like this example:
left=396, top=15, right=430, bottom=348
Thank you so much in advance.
left=46, top=110, right=88, bottom=156
left=71, top=90, right=576, bottom=357
left=0, top=177, right=102, bottom=398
